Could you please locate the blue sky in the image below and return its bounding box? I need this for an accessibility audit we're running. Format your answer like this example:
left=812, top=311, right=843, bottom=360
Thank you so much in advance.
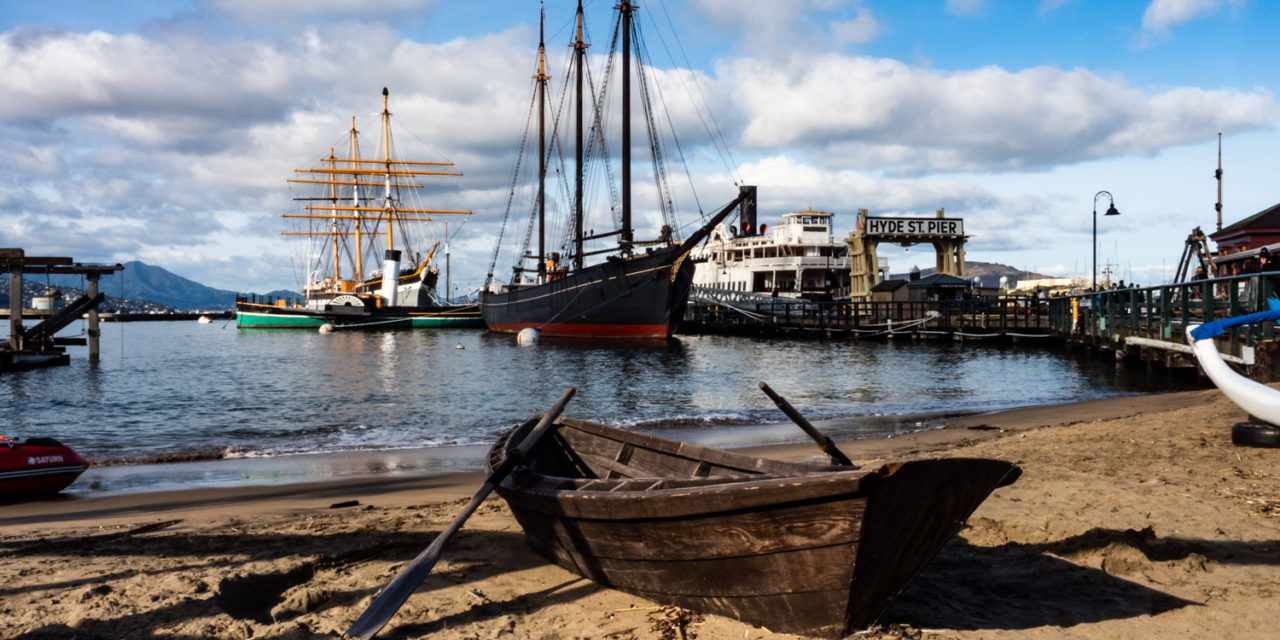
left=1, top=0, right=1276, bottom=293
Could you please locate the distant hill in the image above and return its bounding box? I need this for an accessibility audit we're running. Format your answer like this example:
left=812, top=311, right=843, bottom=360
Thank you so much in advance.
left=28, top=261, right=298, bottom=311
left=0, top=276, right=173, bottom=314
left=889, top=261, right=1054, bottom=289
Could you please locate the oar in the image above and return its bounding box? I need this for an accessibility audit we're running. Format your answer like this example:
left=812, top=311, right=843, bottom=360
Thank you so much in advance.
left=758, top=381, right=855, bottom=467
left=346, top=387, right=577, bottom=640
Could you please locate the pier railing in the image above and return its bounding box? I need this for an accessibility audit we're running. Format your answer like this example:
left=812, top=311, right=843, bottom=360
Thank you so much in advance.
left=685, top=288, right=1050, bottom=337
left=1047, top=272, right=1279, bottom=372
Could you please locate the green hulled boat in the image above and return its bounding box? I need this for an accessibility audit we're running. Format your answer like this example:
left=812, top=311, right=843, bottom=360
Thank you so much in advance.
left=235, top=300, right=482, bottom=330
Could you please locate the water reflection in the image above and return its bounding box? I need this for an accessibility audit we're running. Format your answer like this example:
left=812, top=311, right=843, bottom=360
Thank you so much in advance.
left=1, top=322, right=1207, bottom=462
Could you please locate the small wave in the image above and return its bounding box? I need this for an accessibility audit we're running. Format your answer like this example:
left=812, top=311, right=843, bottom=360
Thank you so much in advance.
left=616, top=412, right=756, bottom=431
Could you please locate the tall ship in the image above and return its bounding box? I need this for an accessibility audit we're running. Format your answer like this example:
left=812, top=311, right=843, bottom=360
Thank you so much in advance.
left=236, top=89, right=483, bottom=330
left=479, top=0, right=751, bottom=339
left=692, top=207, right=852, bottom=300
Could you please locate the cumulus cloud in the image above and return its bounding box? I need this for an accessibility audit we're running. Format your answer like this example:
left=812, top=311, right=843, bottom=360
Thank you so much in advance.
left=830, top=8, right=881, bottom=45
left=207, top=0, right=438, bottom=22
left=723, top=55, right=1275, bottom=173
left=1142, top=0, right=1249, bottom=34
left=0, top=20, right=534, bottom=289
left=0, top=2, right=1273, bottom=290
left=688, top=0, right=880, bottom=55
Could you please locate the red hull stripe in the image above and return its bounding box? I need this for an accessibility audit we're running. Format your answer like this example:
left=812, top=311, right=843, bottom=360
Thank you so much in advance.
left=489, top=322, right=671, bottom=339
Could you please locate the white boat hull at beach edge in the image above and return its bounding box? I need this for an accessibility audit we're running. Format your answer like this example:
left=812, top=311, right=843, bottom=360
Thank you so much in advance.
left=1186, top=323, right=1280, bottom=424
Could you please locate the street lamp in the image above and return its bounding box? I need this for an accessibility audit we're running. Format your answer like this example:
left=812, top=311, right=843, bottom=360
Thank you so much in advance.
left=1093, top=190, right=1120, bottom=290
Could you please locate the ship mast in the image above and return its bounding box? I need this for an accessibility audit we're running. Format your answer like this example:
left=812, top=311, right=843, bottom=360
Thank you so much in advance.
left=382, top=87, right=396, bottom=252
left=573, top=0, right=587, bottom=271
left=536, top=5, right=550, bottom=281
left=350, top=116, right=364, bottom=281
left=282, top=90, right=473, bottom=299
left=620, top=0, right=635, bottom=257
left=327, top=147, right=341, bottom=287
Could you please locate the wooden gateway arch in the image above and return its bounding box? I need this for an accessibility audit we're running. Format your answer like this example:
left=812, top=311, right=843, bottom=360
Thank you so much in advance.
left=846, top=208, right=968, bottom=300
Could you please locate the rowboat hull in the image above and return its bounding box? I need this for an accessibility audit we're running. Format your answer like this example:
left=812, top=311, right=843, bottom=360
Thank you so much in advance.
left=487, top=417, right=1019, bottom=638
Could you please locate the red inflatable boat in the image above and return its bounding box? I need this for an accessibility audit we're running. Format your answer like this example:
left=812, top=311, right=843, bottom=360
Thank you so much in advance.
left=0, top=436, right=89, bottom=497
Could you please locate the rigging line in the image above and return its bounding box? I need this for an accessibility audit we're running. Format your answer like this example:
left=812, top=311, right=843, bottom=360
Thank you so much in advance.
left=650, top=0, right=740, bottom=184
left=238, top=251, right=292, bottom=301
left=607, top=7, right=625, bottom=231
left=548, top=48, right=578, bottom=257
left=486, top=78, right=539, bottom=284
left=582, top=54, right=621, bottom=233
left=630, top=22, right=680, bottom=235
left=634, top=14, right=703, bottom=222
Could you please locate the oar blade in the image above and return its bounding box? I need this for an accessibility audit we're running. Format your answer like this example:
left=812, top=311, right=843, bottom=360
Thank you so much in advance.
left=346, top=387, right=576, bottom=639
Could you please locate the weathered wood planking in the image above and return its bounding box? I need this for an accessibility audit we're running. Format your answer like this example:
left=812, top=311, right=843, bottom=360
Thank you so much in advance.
left=487, top=417, right=1019, bottom=639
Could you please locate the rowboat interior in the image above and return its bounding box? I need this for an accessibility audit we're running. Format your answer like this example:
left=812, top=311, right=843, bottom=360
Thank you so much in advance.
left=489, top=416, right=1020, bottom=638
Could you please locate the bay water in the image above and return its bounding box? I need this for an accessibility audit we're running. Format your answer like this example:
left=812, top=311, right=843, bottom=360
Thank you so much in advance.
left=2, top=321, right=1203, bottom=493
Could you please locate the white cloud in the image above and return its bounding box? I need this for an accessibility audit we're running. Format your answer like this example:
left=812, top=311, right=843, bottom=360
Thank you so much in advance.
left=1142, top=0, right=1249, bottom=34
left=0, top=20, right=536, bottom=290
left=207, top=0, right=438, bottom=22
left=688, top=0, right=880, bottom=55
left=723, top=55, right=1275, bottom=172
left=830, top=8, right=881, bottom=46
left=1, top=2, right=1274, bottom=292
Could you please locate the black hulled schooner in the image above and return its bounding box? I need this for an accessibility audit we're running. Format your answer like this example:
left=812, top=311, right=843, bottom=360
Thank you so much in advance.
left=480, top=0, right=753, bottom=339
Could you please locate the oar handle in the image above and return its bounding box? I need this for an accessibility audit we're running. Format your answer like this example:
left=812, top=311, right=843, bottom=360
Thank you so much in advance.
left=758, top=381, right=855, bottom=467
left=346, top=387, right=577, bottom=640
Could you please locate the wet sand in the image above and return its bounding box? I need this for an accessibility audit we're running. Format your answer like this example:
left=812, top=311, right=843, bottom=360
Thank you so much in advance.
left=2, top=387, right=1277, bottom=639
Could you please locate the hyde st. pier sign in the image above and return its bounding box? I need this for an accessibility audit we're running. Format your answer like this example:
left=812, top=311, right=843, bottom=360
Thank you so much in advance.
left=864, top=217, right=964, bottom=238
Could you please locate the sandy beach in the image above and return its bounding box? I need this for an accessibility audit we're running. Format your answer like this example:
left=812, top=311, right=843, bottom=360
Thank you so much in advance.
left=2, top=387, right=1276, bottom=640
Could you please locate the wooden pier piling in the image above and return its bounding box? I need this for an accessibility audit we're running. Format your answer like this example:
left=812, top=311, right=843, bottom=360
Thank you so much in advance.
left=1, top=248, right=122, bottom=372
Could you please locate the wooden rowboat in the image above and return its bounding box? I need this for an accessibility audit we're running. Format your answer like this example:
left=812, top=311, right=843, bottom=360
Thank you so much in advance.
left=486, top=416, right=1020, bottom=638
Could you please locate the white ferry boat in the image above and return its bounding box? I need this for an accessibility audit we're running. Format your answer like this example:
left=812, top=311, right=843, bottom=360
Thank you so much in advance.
left=692, top=208, right=852, bottom=300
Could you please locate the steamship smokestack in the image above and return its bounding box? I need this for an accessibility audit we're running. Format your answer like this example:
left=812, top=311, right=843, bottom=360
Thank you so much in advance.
left=380, top=249, right=401, bottom=306
left=739, top=185, right=757, bottom=235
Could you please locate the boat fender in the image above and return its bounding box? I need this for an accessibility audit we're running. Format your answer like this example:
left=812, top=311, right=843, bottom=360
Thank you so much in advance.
left=456, top=343, right=465, bottom=350
left=1232, top=422, right=1280, bottom=448
left=517, top=328, right=539, bottom=345
left=319, top=323, right=334, bottom=334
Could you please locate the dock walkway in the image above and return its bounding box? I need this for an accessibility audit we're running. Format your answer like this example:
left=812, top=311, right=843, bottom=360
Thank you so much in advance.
left=683, top=286, right=1051, bottom=342
left=686, top=274, right=1280, bottom=382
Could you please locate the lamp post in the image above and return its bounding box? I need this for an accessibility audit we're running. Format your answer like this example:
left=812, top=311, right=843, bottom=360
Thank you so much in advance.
left=1092, top=191, right=1120, bottom=290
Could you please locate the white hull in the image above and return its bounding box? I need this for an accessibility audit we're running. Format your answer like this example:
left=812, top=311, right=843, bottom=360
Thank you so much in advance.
left=1186, top=324, right=1280, bottom=424
left=692, top=209, right=851, bottom=299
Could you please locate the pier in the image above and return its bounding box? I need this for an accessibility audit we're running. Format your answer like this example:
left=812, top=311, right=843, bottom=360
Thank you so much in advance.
left=687, top=276, right=1280, bottom=382
left=1047, top=272, right=1279, bottom=380
left=2, top=248, right=123, bottom=372
left=683, top=287, right=1051, bottom=341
